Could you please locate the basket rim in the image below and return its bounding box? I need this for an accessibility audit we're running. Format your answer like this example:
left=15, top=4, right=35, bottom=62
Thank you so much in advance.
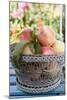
left=21, top=54, right=64, bottom=62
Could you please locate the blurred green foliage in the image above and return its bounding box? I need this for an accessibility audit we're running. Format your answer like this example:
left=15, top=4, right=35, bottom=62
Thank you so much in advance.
left=9, top=2, right=65, bottom=44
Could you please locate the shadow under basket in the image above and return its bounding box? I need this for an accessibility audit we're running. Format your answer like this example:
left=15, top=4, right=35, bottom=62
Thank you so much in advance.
left=10, top=44, right=65, bottom=94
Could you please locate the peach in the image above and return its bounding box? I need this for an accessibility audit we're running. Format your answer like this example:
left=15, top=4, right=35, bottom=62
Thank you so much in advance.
left=22, top=45, right=33, bottom=55
left=52, top=40, right=65, bottom=54
left=20, top=28, right=32, bottom=41
left=41, top=46, right=55, bottom=55
left=37, top=26, right=56, bottom=46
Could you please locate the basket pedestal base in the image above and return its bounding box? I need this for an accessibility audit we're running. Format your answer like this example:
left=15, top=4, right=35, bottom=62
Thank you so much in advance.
left=16, top=78, right=61, bottom=94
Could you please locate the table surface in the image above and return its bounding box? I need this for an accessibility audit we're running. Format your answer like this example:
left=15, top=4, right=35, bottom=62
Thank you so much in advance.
left=9, top=62, right=65, bottom=99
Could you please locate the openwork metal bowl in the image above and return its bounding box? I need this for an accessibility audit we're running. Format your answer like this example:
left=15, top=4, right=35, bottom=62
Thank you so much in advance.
left=10, top=44, right=65, bottom=94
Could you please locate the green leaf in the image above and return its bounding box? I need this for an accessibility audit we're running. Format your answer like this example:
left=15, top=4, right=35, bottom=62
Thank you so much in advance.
left=12, top=40, right=29, bottom=59
left=31, top=32, right=36, bottom=41
left=34, top=40, right=40, bottom=54
left=12, top=40, right=30, bottom=68
left=30, top=30, right=40, bottom=54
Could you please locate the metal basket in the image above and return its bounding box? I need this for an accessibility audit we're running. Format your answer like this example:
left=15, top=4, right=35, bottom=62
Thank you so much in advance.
left=10, top=44, right=65, bottom=94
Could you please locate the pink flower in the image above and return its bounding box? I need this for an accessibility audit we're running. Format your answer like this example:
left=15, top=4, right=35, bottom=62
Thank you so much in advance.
left=11, top=9, right=23, bottom=19
left=18, top=2, right=30, bottom=11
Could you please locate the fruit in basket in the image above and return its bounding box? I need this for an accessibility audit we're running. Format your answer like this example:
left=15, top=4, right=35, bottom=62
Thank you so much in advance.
left=41, top=46, right=55, bottom=55
left=22, top=45, right=34, bottom=55
left=20, top=28, right=32, bottom=41
left=52, top=40, right=65, bottom=54
left=37, top=21, right=56, bottom=46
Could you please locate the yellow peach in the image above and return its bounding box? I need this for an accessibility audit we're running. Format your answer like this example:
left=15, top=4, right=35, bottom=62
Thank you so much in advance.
left=22, top=45, right=33, bottom=55
left=52, top=40, right=65, bottom=54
